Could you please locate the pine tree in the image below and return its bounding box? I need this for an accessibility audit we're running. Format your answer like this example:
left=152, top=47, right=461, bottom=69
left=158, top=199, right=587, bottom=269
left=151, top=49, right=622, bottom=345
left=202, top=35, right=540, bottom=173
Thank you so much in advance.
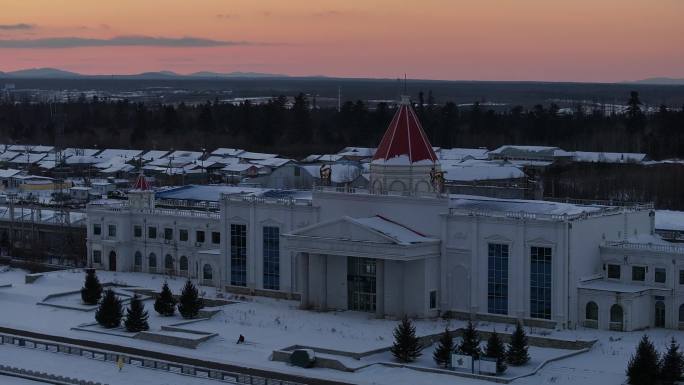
left=124, top=295, right=149, bottom=332
left=485, top=331, right=507, bottom=374
left=506, top=322, right=530, bottom=366
left=390, top=316, right=423, bottom=363
left=660, top=338, right=683, bottom=385
left=95, top=289, right=123, bottom=328
left=80, top=268, right=103, bottom=305
left=433, top=327, right=454, bottom=368
left=627, top=335, right=660, bottom=385
left=154, top=282, right=176, bottom=316
left=177, top=280, right=203, bottom=319
left=457, top=320, right=481, bottom=359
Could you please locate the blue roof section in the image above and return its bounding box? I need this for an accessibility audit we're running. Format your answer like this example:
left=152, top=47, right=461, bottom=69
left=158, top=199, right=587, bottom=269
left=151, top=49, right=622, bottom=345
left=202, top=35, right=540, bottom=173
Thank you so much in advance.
left=155, top=185, right=265, bottom=202
left=154, top=185, right=312, bottom=202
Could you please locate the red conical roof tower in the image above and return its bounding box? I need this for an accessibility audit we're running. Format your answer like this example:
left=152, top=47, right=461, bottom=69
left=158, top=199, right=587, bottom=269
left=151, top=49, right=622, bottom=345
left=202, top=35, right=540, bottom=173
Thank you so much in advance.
left=372, top=95, right=438, bottom=164
left=132, top=172, right=150, bottom=191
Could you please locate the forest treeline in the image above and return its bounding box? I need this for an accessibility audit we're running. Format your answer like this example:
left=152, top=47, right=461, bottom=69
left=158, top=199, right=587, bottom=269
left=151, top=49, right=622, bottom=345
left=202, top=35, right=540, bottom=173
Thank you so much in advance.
left=0, top=91, right=683, bottom=159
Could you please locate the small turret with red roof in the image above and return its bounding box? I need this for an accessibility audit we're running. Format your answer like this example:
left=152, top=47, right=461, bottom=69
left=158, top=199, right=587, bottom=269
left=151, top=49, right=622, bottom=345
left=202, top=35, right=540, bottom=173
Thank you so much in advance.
left=369, top=96, right=442, bottom=195
left=128, top=171, right=155, bottom=209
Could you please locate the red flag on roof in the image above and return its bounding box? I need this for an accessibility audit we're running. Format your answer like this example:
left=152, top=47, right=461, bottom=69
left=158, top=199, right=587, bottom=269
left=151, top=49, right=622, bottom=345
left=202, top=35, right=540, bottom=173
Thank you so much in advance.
left=372, top=96, right=438, bottom=164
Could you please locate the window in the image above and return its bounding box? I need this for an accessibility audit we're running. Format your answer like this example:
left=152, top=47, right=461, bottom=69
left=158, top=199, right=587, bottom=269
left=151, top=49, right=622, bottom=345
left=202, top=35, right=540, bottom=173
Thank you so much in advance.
left=586, top=302, right=598, bottom=321
left=133, top=225, right=142, bottom=238
left=347, top=257, right=377, bottom=312
left=93, top=224, right=101, bottom=235
left=680, top=270, right=684, bottom=285
left=179, top=256, right=188, bottom=271
left=429, top=290, right=437, bottom=310
left=230, top=224, right=247, bottom=286
left=212, top=231, right=221, bottom=245
left=488, top=243, right=509, bottom=315
left=93, top=250, right=102, bottom=264
left=149, top=253, right=157, bottom=269
left=530, top=246, right=552, bottom=320
left=179, top=229, right=188, bottom=242
left=196, top=230, right=205, bottom=243
left=679, top=304, right=684, bottom=323
left=632, top=266, right=646, bottom=281
left=294, top=167, right=301, bottom=177
left=148, top=226, right=157, bottom=239
left=655, top=268, right=667, bottom=283
left=165, top=254, right=174, bottom=270
left=607, top=264, right=621, bottom=279
left=164, top=228, right=173, bottom=241
left=108, top=224, right=116, bottom=237
left=203, top=264, right=213, bottom=280
left=134, top=251, right=142, bottom=266
left=263, top=226, right=280, bottom=290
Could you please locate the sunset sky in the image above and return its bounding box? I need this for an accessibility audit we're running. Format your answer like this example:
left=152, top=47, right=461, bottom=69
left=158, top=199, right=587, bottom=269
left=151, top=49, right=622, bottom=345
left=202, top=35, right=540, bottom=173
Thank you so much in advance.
left=1, top=0, right=683, bottom=82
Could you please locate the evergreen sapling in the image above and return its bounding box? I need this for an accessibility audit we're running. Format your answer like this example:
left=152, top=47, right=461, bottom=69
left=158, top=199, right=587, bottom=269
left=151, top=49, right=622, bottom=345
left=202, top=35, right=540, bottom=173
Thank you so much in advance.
left=154, top=282, right=176, bottom=316
left=178, top=280, right=203, bottom=319
left=433, top=327, right=454, bottom=368
left=626, top=335, right=660, bottom=385
left=485, top=330, right=507, bottom=374
left=457, top=320, right=481, bottom=359
left=81, top=268, right=103, bottom=305
left=124, top=294, right=149, bottom=332
left=95, top=289, right=123, bottom=328
left=506, top=322, right=530, bottom=366
left=390, top=316, right=423, bottom=363
left=660, top=337, right=683, bottom=385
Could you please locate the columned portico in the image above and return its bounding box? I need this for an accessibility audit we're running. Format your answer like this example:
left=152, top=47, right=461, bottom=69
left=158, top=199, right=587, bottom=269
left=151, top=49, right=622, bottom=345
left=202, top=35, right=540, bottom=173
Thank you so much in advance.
left=285, top=216, right=441, bottom=318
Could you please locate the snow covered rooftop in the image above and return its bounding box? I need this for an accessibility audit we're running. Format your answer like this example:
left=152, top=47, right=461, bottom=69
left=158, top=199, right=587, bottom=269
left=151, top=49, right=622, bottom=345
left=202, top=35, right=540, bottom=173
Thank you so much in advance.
left=441, top=163, right=526, bottom=182
left=140, top=150, right=170, bottom=161
left=155, top=185, right=268, bottom=202
left=211, top=148, right=245, bottom=157
left=449, top=195, right=605, bottom=217
left=238, top=151, right=279, bottom=161
left=437, top=148, right=489, bottom=161
left=0, top=151, right=20, bottom=161
left=8, top=153, right=47, bottom=164
left=489, top=145, right=572, bottom=158
left=655, top=210, right=684, bottom=232
left=573, top=151, right=647, bottom=164
left=97, top=149, right=143, bottom=160
left=0, top=168, right=23, bottom=178
left=250, top=157, right=292, bottom=168
left=372, top=96, right=438, bottom=165
left=350, top=215, right=438, bottom=245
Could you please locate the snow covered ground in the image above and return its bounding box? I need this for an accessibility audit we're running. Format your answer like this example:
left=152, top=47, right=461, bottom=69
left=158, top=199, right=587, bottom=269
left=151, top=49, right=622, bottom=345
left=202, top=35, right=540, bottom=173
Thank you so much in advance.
left=0, top=266, right=675, bottom=385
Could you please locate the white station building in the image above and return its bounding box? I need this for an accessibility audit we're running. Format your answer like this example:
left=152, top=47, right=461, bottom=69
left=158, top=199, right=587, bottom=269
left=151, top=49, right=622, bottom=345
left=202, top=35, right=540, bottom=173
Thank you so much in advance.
left=87, top=97, right=673, bottom=332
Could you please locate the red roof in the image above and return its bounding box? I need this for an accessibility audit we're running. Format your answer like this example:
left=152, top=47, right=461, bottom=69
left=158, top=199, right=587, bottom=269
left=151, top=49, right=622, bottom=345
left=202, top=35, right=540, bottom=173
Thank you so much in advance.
left=372, top=96, right=438, bottom=164
left=132, top=172, right=151, bottom=191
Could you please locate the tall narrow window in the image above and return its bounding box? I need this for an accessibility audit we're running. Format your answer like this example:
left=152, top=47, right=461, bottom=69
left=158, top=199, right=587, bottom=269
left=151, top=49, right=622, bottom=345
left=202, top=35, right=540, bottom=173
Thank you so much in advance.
left=488, top=243, right=509, bottom=315
left=230, top=224, right=247, bottom=286
left=263, top=226, right=280, bottom=290
left=530, top=246, right=552, bottom=320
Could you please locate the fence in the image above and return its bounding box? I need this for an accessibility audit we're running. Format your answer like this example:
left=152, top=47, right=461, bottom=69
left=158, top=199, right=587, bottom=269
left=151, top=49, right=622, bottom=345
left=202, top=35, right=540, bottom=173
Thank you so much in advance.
left=0, top=330, right=335, bottom=385
left=0, top=364, right=105, bottom=385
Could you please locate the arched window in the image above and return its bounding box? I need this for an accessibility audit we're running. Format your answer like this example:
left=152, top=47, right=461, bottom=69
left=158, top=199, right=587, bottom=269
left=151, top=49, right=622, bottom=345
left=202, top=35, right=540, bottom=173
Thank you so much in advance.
left=165, top=254, right=174, bottom=270
left=134, top=251, right=142, bottom=266
left=179, top=256, right=188, bottom=271
left=679, top=304, right=684, bottom=323
left=610, top=304, right=624, bottom=331
left=149, top=253, right=157, bottom=268
left=586, top=302, right=598, bottom=321
left=203, top=264, right=213, bottom=280
left=655, top=301, right=666, bottom=328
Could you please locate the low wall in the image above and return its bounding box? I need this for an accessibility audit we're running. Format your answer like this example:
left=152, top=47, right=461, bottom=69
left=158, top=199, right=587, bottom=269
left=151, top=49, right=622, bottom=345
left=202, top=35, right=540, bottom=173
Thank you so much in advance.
left=0, top=364, right=106, bottom=385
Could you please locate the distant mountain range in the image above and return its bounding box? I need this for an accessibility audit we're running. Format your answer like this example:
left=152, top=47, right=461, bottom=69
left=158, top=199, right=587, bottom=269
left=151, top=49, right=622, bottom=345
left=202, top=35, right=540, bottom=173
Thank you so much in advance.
left=628, top=77, right=684, bottom=85
left=0, top=67, right=290, bottom=79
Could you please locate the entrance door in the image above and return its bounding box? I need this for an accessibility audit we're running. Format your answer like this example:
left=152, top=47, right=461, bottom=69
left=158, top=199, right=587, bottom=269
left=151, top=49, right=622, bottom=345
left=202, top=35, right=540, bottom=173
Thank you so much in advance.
left=108, top=251, right=117, bottom=271
left=347, top=257, right=376, bottom=312
left=655, top=301, right=666, bottom=328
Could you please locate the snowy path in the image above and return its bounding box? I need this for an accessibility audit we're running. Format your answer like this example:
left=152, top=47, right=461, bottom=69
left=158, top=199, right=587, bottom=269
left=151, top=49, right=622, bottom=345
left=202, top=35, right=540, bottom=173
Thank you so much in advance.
left=0, top=343, right=222, bottom=385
